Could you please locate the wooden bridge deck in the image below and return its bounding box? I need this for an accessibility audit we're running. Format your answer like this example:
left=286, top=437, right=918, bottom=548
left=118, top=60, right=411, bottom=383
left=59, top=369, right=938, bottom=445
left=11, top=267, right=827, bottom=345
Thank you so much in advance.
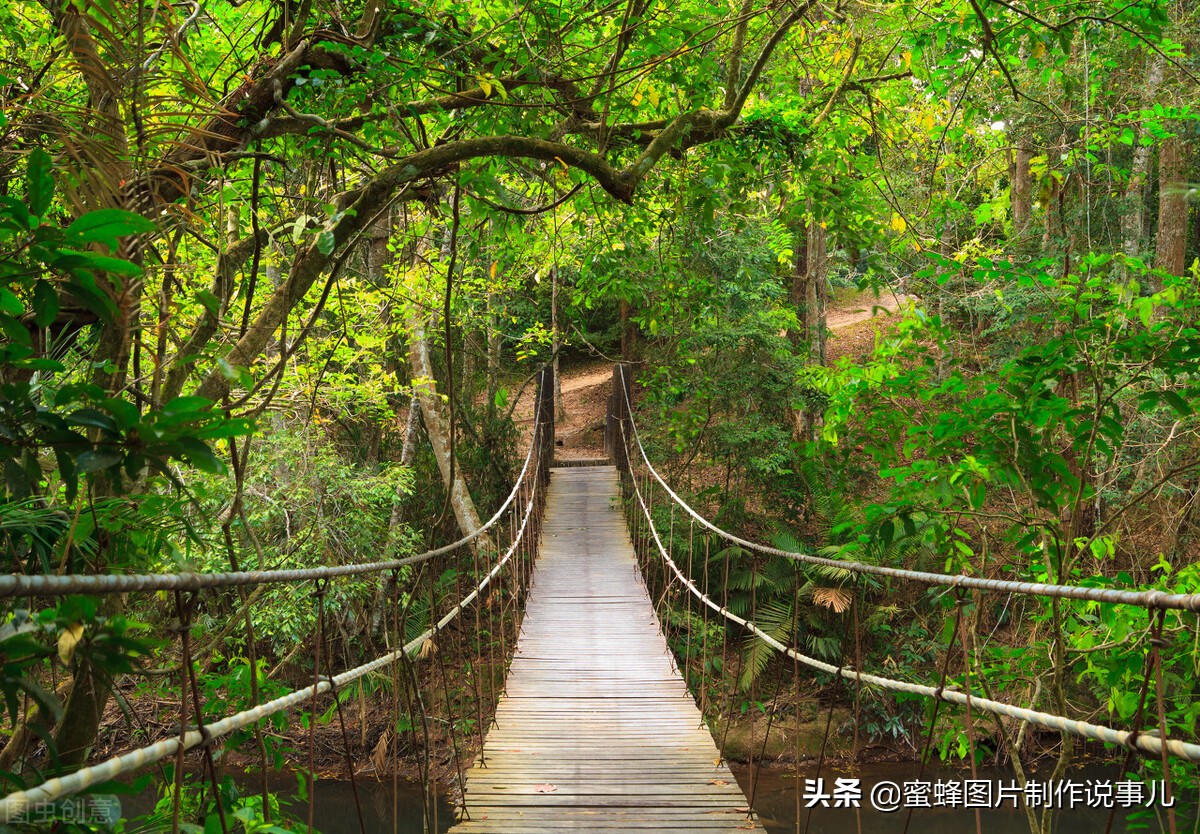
left=450, top=466, right=765, bottom=833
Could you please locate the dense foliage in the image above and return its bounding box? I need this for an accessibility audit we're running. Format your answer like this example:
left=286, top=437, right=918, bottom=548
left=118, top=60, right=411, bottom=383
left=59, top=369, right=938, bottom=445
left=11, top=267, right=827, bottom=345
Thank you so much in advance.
left=0, top=0, right=1197, bottom=830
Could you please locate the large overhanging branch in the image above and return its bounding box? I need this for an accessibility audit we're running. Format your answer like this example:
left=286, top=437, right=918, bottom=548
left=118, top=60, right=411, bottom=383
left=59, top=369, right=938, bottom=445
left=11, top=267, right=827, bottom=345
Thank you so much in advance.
left=191, top=3, right=814, bottom=400
left=161, top=229, right=271, bottom=402
left=125, top=40, right=350, bottom=212
left=124, top=0, right=809, bottom=217
left=628, top=0, right=817, bottom=173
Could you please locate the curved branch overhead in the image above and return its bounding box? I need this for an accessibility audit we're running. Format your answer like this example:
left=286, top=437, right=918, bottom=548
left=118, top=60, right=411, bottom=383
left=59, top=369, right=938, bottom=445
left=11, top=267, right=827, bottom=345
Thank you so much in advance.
left=1, top=0, right=1197, bottom=817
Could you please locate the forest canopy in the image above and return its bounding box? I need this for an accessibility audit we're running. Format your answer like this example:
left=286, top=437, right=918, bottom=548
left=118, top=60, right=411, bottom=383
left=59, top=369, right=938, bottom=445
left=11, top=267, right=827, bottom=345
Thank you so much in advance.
left=0, top=0, right=1198, bottom=830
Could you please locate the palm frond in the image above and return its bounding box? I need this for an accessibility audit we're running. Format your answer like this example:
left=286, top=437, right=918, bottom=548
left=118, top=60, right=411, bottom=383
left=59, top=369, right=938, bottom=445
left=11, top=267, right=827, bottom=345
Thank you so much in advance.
left=812, top=586, right=851, bottom=614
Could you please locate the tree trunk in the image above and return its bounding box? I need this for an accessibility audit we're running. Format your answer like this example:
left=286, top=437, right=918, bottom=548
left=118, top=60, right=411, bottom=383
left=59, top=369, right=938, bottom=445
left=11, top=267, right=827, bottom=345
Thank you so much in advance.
left=1041, top=173, right=1062, bottom=252
left=788, top=204, right=828, bottom=439
left=1122, top=56, right=1166, bottom=260
left=1010, top=139, right=1033, bottom=238
left=486, top=291, right=501, bottom=415
left=406, top=312, right=491, bottom=554
left=1154, top=134, right=1188, bottom=284
left=804, top=200, right=829, bottom=364
left=787, top=216, right=810, bottom=347
left=619, top=298, right=637, bottom=361
left=551, top=267, right=566, bottom=422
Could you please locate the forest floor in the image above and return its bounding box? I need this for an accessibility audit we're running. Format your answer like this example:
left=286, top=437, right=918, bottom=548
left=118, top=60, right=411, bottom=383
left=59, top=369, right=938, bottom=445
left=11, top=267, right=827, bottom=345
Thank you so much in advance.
left=546, top=286, right=913, bottom=448
left=509, top=285, right=914, bottom=458
left=825, top=286, right=911, bottom=362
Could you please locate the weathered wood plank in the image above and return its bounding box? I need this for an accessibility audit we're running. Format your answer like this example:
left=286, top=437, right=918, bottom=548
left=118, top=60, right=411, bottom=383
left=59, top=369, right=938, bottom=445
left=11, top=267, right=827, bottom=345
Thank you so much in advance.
left=449, top=466, right=765, bottom=834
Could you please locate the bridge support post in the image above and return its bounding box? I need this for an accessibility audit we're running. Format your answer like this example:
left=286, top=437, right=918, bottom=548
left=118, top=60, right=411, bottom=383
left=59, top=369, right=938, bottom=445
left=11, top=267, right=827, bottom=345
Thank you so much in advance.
left=536, top=365, right=555, bottom=482
left=607, top=363, right=633, bottom=476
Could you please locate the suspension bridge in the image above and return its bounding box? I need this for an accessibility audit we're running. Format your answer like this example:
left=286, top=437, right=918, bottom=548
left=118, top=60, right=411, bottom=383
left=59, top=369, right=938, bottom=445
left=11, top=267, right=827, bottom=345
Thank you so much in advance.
left=0, top=364, right=1197, bottom=833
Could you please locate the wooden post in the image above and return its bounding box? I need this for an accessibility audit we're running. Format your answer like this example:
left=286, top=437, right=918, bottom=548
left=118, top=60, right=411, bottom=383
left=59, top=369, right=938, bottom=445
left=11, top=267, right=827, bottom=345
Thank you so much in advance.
left=605, top=393, right=617, bottom=462
left=536, top=365, right=555, bottom=482
left=610, top=363, right=633, bottom=476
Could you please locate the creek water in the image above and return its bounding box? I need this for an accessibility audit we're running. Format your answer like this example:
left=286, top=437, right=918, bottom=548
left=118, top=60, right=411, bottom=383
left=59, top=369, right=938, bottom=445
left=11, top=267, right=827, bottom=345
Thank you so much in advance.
left=121, top=761, right=1159, bottom=833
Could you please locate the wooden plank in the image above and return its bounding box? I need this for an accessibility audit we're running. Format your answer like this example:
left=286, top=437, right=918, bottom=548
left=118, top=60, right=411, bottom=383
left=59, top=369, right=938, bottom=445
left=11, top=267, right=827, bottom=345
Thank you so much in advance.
left=448, top=466, right=766, bottom=834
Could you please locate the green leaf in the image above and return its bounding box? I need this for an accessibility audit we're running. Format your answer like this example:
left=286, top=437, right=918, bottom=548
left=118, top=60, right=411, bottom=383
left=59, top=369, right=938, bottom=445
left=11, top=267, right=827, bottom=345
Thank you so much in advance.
left=162, top=396, right=212, bottom=416
left=317, top=230, right=336, bottom=255
left=55, top=448, right=78, bottom=501
left=32, top=280, right=58, bottom=328
left=0, top=315, right=32, bottom=347
left=1160, top=390, right=1193, bottom=416
left=20, top=678, right=62, bottom=725
left=176, top=438, right=224, bottom=474
left=68, top=409, right=118, bottom=433
left=76, top=449, right=123, bottom=473
left=65, top=209, right=154, bottom=250
left=0, top=287, right=21, bottom=316
left=878, top=519, right=894, bottom=547
left=56, top=250, right=142, bottom=276
left=195, top=289, right=221, bottom=317
left=101, top=398, right=139, bottom=429
left=0, top=196, right=31, bottom=232
left=26, top=149, right=54, bottom=218
left=195, top=418, right=255, bottom=439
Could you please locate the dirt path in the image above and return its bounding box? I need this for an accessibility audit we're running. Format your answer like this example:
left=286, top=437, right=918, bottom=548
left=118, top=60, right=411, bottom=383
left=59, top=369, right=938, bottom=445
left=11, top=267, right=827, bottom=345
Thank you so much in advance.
left=825, top=289, right=911, bottom=329
left=825, top=289, right=912, bottom=363
left=548, top=362, right=612, bottom=460
left=518, top=289, right=911, bottom=461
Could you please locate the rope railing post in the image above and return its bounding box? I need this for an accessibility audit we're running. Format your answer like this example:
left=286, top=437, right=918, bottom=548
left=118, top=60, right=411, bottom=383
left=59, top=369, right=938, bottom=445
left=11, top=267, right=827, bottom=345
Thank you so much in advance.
left=613, top=385, right=1200, bottom=763
left=605, top=391, right=616, bottom=462
left=611, top=363, right=632, bottom=476
left=0, top=389, right=551, bottom=823
left=0, top=384, right=549, bottom=601
left=536, top=365, right=555, bottom=481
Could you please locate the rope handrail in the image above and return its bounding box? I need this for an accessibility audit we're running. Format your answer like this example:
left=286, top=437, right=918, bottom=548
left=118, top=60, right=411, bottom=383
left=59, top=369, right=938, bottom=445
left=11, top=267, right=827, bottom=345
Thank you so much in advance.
left=620, top=419, right=1200, bottom=763
left=0, top=419, right=546, bottom=823
left=0, top=381, right=547, bottom=599
left=616, top=364, right=1200, bottom=613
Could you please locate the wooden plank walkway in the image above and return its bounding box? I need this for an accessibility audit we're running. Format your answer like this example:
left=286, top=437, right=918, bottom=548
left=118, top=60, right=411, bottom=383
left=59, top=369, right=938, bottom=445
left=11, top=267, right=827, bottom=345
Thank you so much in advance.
left=450, top=466, right=766, bottom=833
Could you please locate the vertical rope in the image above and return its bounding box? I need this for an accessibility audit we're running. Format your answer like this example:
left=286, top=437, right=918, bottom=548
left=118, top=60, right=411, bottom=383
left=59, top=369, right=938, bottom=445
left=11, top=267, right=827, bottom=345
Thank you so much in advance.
left=698, top=534, right=713, bottom=727
left=684, top=519, right=695, bottom=693
left=1103, top=609, right=1164, bottom=834
left=470, top=539, right=488, bottom=767
left=485, top=528, right=498, bottom=726
left=306, top=578, right=328, bottom=834
left=171, top=593, right=190, bottom=834
left=901, top=599, right=963, bottom=834
left=177, top=592, right=228, bottom=834
left=1151, top=613, right=1178, bottom=834
left=655, top=501, right=675, bottom=648
left=497, top=494, right=514, bottom=703
left=793, top=570, right=802, bottom=834
left=402, top=653, right=434, bottom=834
left=718, top=546, right=735, bottom=761
left=851, top=577, right=864, bottom=834
left=221, top=433, right=270, bottom=821
left=426, top=569, right=439, bottom=834
left=748, top=556, right=759, bottom=810
left=748, top=646, right=786, bottom=816
left=389, top=571, right=401, bottom=834
left=803, top=669, right=839, bottom=834
left=397, top=574, right=432, bottom=833
left=436, top=628, right=470, bottom=819
left=956, top=594, right=982, bottom=834
left=437, top=546, right=471, bottom=815
left=328, top=664, right=366, bottom=834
